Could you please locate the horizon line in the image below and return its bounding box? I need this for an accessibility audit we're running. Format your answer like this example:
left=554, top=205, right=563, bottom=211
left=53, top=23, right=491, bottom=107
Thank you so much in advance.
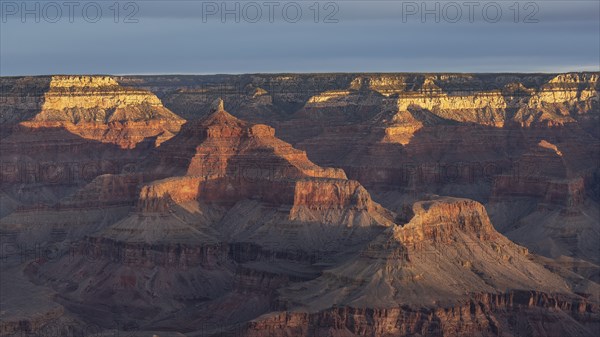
left=2, top=70, right=600, bottom=78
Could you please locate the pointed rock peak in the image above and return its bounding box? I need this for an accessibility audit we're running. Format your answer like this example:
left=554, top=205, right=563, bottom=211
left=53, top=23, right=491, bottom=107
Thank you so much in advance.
left=211, top=98, right=225, bottom=112
left=201, top=98, right=245, bottom=129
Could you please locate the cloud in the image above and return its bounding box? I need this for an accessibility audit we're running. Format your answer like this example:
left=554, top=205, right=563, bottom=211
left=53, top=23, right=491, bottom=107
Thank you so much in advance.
left=1, top=1, right=598, bottom=75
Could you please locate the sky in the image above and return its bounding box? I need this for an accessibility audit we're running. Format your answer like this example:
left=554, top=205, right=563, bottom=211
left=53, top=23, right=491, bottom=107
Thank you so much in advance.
left=0, top=0, right=599, bottom=75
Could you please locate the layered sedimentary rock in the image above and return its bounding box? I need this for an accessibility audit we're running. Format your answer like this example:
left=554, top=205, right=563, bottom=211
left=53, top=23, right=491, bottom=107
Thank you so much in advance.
left=290, top=73, right=598, bottom=177
left=267, top=74, right=599, bottom=272
left=279, top=196, right=568, bottom=308
left=246, top=197, right=597, bottom=337
left=246, top=292, right=598, bottom=337
left=0, top=76, right=188, bottom=333
left=148, top=99, right=345, bottom=181
left=114, top=72, right=600, bottom=225
left=519, top=73, right=599, bottom=128
left=392, top=81, right=507, bottom=127
left=25, top=100, right=394, bottom=332
left=0, top=76, right=51, bottom=134
left=492, top=140, right=586, bottom=206
left=487, top=136, right=599, bottom=265
left=116, top=72, right=598, bottom=132
left=0, top=75, right=185, bottom=216
left=2, top=75, right=185, bottom=148
left=1, top=73, right=599, bottom=337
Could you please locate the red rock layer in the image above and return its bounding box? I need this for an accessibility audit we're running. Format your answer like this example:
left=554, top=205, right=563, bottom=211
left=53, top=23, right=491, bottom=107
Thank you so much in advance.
left=245, top=291, right=598, bottom=337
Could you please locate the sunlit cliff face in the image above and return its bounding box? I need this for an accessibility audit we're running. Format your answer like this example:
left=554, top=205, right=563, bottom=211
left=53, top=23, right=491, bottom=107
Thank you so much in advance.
left=4, top=76, right=185, bottom=148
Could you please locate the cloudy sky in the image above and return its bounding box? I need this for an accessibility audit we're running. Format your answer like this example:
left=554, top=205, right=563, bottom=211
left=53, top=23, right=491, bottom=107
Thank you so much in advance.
left=1, top=0, right=598, bottom=75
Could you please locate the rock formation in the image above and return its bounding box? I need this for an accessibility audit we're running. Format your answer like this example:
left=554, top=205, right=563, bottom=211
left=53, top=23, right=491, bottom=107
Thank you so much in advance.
left=19, top=100, right=396, bottom=333
left=1, top=73, right=599, bottom=337
left=246, top=197, right=596, bottom=337
left=0, top=75, right=185, bottom=217
left=2, top=75, right=185, bottom=148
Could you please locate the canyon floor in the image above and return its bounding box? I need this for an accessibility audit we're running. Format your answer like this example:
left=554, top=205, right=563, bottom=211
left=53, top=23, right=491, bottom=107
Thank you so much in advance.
left=0, top=73, right=599, bottom=336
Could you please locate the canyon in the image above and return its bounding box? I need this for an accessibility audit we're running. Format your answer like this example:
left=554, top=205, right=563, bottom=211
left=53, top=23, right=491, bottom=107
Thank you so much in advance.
left=0, top=73, right=598, bottom=336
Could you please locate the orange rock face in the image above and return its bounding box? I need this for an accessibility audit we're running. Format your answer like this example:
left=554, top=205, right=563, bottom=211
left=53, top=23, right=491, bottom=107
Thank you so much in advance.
left=245, top=292, right=597, bottom=337
left=291, top=179, right=373, bottom=210
left=2, top=75, right=185, bottom=148
left=395, top=197, right=499, bottom=245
